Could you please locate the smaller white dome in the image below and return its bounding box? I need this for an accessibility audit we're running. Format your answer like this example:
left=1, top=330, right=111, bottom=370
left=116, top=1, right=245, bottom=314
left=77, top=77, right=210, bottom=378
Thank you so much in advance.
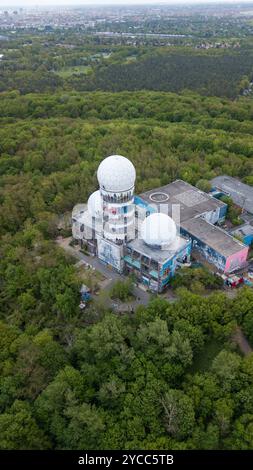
left=88, top=190, right=102, bottom=218
left=141, top=213, right=177, bottom=250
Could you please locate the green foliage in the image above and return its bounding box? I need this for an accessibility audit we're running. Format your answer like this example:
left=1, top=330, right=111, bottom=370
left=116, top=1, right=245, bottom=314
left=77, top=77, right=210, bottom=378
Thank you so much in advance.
left=75, top=51, right=253, bottom=98
left=161, top=389, right=195, bottom=440
left=1, top=30, right=253, bottom=450
left=220, top=196, right=243, bottom=226
left=0, top=401, right=51, bottom=450
left=211, top=351, right=241, bottom=392
left=171, top=266, right=223, bottom=292
left=1, top=32, right=253, bottom=98
left=110, top=278, right=134, bottom=302
left=242, top=314, right=253, bottom=345
left=196, top=179, right=212, bottom=193
left=0, top=287, right=253, bottom=449
left=235, top=289, right=253, bottom=344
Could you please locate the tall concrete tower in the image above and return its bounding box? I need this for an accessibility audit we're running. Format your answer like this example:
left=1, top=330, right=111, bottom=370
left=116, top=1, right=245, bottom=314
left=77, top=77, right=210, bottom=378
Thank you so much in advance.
left=97, top=154, right=136, bottom=244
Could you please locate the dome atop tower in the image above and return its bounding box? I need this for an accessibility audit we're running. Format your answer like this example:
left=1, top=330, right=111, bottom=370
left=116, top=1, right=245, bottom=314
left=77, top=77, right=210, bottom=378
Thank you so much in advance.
left=88, top=190, right=102, bottom=218
left=141, top=213, right=177, bottom=250
left=97, top=155, right=136, bottom=192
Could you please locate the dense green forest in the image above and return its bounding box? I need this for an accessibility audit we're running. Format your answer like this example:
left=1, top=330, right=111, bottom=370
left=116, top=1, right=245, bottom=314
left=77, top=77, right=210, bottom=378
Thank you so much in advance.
left=1, top=290, right=253, bottom=450
left=1, top=11, right=253, bottom=449
left=1, top=48, right=252, bottom=98
left=69, top=50, right=253, bottom=98
left=1, top=89, right=253, bottom=449
left=1, top=91, right=253, bottom=226
left=1, top=31, right=253, bottom=97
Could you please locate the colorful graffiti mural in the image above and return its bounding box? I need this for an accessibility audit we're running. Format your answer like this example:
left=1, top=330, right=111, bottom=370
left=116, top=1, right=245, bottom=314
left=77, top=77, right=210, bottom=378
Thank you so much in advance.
left=97, top=236, right=123, bottom=272
left=225, top=247, right=249, bottom=273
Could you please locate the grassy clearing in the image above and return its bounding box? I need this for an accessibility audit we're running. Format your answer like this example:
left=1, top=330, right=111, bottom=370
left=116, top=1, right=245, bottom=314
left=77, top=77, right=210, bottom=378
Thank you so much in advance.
left=55, top=65, right=92, bottom=78
left=125, top=56, right=138, bottom=64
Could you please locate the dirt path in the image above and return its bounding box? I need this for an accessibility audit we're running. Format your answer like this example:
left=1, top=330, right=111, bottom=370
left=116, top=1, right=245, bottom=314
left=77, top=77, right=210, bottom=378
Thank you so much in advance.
left=233, top=326, right=253, bottom=356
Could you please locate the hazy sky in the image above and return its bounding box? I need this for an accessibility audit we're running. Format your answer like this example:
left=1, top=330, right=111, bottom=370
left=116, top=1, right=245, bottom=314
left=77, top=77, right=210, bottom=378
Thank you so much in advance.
left=2, top=0, right=253, bottom=8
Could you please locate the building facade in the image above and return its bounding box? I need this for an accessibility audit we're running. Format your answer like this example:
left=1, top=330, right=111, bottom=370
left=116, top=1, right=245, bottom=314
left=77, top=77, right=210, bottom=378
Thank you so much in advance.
left=138, top=179, right=249, bottom=274
left=72, top=156, right=249, bottom=292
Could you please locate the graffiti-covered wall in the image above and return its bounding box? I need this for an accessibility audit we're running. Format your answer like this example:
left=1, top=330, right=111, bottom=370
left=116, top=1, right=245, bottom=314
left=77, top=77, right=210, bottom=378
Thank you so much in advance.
left=225, top=247, right=249, bottom=273
left=159, top=240, right=192, bottom=287
left=198, top=243, right=226, bottom=272
left=97, top=236, right=124, bottom=272
left=180, top=227, right=226, bottom=271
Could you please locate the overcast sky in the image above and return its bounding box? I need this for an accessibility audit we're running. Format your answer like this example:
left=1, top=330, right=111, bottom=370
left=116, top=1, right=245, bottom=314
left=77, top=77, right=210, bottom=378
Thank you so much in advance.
left=2, top=0, right=253, bottom=8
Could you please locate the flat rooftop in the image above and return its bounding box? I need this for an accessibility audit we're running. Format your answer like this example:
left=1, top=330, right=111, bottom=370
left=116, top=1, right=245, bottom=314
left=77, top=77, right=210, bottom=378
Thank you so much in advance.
left=181, top=217, right=246, bottom=258
left=211, top=175, right=253, bottom=214
left=139, top=179, right=226, bottom=222
left=127, top=235, right=190, bottom=264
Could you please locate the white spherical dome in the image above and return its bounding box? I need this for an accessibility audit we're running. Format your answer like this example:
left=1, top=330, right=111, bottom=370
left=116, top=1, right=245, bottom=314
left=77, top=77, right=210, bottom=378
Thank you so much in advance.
left=97, top=155, right=136, bottom=192
left=141, top=213, right=177, bottom=249
left=88, top=190, right=102, bottom=218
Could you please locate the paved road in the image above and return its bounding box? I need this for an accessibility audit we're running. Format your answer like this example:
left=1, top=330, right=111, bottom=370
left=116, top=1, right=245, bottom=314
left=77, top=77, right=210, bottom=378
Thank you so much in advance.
left=56, top=237, right=151, bottom=309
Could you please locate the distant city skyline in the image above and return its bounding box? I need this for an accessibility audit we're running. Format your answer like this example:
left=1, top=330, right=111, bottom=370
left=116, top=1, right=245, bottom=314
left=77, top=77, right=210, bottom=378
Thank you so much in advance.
left=2, top=0, right=253, bottom=9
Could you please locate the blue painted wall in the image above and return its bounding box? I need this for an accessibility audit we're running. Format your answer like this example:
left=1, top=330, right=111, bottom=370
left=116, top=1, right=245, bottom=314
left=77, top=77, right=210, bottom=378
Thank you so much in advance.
left=159, top=240, right=192, bottom=287
left=134, top=196, right=157, bottom=215
left=243, top=234, right=253, bottom=246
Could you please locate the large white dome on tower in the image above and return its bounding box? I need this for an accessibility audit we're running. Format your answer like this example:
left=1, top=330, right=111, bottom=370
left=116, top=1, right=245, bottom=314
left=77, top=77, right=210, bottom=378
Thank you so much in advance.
left=88, top=190, right=102, bottom=218
left=97, top=155, right=136, bottom=192
left=141, top=213, right=177, bottom=250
